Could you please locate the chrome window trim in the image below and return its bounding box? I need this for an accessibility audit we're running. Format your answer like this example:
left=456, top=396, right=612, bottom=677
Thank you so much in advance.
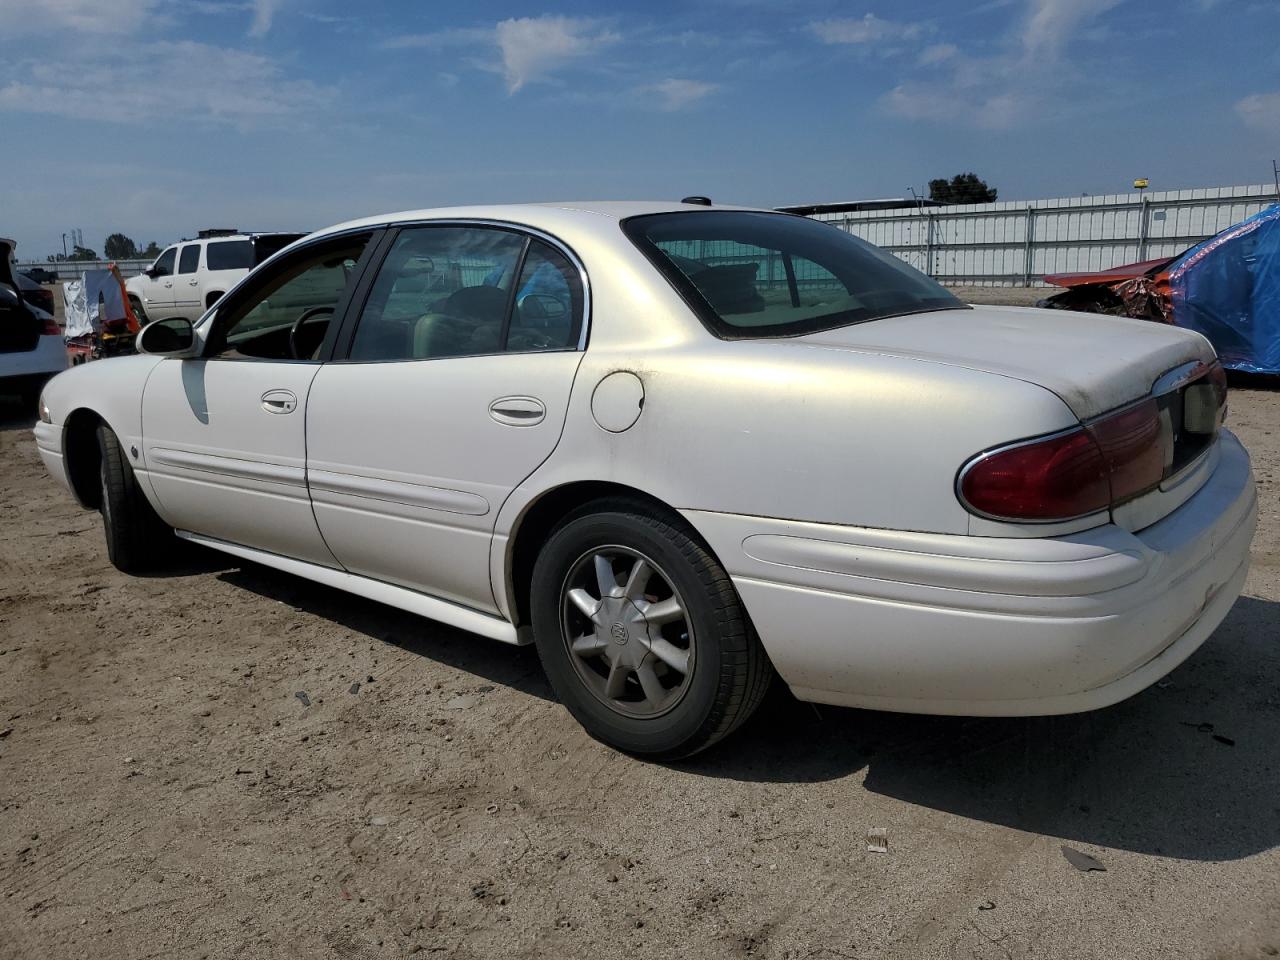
left=195, top=220, right=592, bottom=354
left=193, top=225, right=379, bottom=333
left=363, top=217, right=592, bottom=353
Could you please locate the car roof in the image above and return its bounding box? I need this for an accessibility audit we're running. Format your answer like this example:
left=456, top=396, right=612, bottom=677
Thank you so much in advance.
left=304, top=200, right=765, bottom=244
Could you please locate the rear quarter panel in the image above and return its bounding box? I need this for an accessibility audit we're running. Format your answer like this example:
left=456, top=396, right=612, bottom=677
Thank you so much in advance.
left=511, top=340, right=1079, bottom=530
left=492, top=334, right=1083, bottom=620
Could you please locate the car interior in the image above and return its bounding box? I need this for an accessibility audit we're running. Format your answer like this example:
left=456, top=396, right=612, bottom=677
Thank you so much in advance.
left=348, top=230, right=579, bottom=362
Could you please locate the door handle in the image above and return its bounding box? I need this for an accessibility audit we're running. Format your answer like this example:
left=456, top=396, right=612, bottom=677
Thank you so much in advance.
left=188, top=280, right=198, bottom=286
left=261, top=389, right=298, bottom=414
left=489, top=396, right=545, bottom=426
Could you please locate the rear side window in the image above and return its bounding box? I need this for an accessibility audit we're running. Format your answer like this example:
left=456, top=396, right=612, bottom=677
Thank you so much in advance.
left=206, top=240, right=253, bottom=271
left=623, top=211, right=966, bottom=338
left=507, top=241, right=584, bottom=351
left=348, top=226, right=547, bottom=363
left=178, top=244, right=200, bottom=274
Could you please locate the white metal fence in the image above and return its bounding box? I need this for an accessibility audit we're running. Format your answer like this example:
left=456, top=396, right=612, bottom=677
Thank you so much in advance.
left=808, top=183, right=1280, bottom=286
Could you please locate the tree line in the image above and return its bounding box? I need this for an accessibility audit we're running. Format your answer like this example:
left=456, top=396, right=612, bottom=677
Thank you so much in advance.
left=47, top=233, right=164, bottom=262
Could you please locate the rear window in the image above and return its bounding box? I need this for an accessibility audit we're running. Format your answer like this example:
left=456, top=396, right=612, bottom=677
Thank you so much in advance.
left=205, top=240, right=253, bottom=271
left=623, top=211, right=966, bottom=338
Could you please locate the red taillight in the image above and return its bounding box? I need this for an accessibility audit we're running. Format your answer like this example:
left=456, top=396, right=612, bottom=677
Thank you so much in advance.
left=1085, top=398, right=1164, bottom=503
left=960, top=365, right=1226, bottom=523
left=958, top=428, right=1111, bottom=521
left=41, top=314, right=60, bottom=335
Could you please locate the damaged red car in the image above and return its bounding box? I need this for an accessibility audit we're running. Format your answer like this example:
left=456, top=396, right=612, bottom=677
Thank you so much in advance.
left=1039, top=204, right=1280, bottom=375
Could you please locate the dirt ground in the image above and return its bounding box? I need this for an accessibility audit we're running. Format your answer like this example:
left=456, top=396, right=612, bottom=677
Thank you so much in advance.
left=1, top=291, right=1278, bottom=959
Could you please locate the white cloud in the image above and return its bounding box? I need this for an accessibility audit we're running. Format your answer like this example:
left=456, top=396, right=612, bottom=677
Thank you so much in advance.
left=1020, top=0, right=1122, bottom=59
left=494, top=16, right=619, bottom=93
left=249, top=0, right=283, bottom=37
left=877, top=0, right=1124, bottom=128
left=0, top=41, right=330, bottom=125
left=0, top=0, right=158, bottom=33
left=384, top=16, right=618, bottom=94
left=808, top=14, right=922, bottom=45
left=642, top=78, right=718, bottom=111
left=1235, top=91, right=1280, bottom=131
left=917, top=43, right=958, bottom=65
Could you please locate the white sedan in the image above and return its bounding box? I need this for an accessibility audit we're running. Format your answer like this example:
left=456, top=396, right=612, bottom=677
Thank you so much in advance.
left=33, top=202, right=1258, bottom=757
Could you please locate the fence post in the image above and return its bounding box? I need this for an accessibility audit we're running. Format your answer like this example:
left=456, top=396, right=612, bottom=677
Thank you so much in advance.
left=1137, top=195, right=1151, bottom=261
left=925, top=211, right=935, bottom=277
left=1022, top=206, right=1036, bottom=287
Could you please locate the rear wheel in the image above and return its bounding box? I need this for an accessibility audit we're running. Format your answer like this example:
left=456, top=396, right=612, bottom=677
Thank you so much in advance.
left=531, top=500, right=772, bottom=759
left=97, top=425, right=173, bottom=573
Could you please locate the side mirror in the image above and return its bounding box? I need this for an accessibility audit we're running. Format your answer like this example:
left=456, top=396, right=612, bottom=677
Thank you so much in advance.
left=136, top=317, right=198, bottom=357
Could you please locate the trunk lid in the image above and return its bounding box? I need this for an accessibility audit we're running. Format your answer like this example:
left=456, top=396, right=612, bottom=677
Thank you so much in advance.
left=795, top=304, right=1214, bottom=420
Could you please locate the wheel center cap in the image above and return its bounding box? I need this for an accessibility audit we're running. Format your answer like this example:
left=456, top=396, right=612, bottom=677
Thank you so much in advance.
left=610, top=621, right=629, bottom=644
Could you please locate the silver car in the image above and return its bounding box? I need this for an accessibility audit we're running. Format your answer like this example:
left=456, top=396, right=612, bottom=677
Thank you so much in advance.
left=34, top=201, right=1257, bottom=757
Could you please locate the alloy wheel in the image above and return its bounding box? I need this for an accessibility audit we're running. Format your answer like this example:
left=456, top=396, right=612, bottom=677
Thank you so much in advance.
left=559, top=545, right=695, bottom=719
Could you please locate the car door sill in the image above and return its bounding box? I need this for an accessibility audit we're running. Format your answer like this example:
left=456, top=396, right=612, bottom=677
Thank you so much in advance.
left=176, top=530, right=522, bottom=645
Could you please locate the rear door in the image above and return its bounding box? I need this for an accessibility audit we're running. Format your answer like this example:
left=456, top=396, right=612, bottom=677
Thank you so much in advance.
left=305, top=223, right=587, bottom=613
left=172, top=242, right=203, bottom=318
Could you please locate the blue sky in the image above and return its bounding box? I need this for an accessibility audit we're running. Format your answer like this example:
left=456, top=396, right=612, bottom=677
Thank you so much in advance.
left=2, top=0, right=1278, bottom=259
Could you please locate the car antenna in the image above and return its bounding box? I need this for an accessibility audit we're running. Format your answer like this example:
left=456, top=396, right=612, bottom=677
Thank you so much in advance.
left=681, top=196, right=712, bottom=206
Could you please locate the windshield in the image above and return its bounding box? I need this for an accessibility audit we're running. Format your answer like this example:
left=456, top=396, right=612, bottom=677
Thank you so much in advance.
left=623, top=211, right=966, bottom=338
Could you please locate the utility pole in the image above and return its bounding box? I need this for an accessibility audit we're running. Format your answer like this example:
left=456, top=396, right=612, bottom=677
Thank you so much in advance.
left=60, top=232, right=67, bottom=260
left=1273, top=159, right=1279, bottom=200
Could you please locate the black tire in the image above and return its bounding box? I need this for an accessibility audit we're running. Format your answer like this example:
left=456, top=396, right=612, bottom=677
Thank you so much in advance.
left=97, top=425, right=173, bottom=573
left=531, top=499, right=772, bottom=759
left=17, top=378, right=47, bottom=416
left=128, top=297, right=148, bottom=325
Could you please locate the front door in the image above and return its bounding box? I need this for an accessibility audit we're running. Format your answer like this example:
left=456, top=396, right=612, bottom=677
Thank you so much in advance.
left=142, top=246, right=178, bottom=317
left=141, top=231, right=376, bottom=564
left=172, top=242, right=203, bottom=319
left=306, top=224, right=587, bottom=613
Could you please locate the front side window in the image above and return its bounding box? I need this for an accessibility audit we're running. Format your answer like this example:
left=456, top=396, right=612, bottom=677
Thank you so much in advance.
left=348, top=226, right=527, bottom=362
left=205, top=235, right=370, bottom=361
left=206, top=240, right=254, bottom=271
left=152, top=247, right=176, bottom=277
left=178, top=244, right=200, bottom=274
left=623, top=211, right=966, bottom=338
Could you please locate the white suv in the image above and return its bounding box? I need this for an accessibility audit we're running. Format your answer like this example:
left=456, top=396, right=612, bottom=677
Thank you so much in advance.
left=126, top=230, right=303, bottom=323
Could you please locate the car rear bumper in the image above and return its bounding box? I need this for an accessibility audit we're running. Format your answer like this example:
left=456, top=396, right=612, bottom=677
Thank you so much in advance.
left=0, top=335, right=68, bottom=382
left=683, top=429, right=1257, bottom=716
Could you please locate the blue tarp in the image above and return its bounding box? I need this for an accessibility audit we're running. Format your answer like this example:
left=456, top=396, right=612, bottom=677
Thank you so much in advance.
left=1168, top=203, right=1280, bottom=375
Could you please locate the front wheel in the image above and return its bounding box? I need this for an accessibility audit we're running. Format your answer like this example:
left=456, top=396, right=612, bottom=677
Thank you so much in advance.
left=530, top=500, right=772, bottom=759
left=97, top=425, right=174, bottom=573
left=128, top=297, right=148, bottom=325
